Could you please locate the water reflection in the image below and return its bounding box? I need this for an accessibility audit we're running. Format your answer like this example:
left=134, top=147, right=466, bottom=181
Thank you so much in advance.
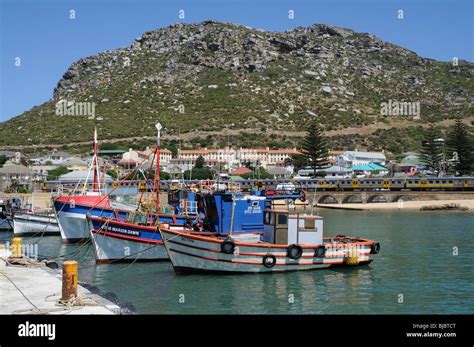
left=1, top=209, right=472, bottom=314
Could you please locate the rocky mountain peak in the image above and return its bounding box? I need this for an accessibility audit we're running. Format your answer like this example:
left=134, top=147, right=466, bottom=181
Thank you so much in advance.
left=2, top=21, right=472, bottom=155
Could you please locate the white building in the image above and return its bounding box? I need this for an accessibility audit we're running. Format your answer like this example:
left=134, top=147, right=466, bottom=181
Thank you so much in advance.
left=176, top=147, right=299, bottom=170
left=169, top=158, right=226, bottom=172
left=0, top=151, right=22, bottom=164
left=177, top=148, right=236, bottom=167
left=237, top=148, right=270, bottom=166
left=31, top=151, right=72, bottom=166
left=120, top=147, right=172, bottom=171
left=0, top=163, right=34, bottom=191
left=337, top=150, right=386, bottom=167
left=57, top=171, right=113, bottom=184
left=266, top=149, right=300, bottom=166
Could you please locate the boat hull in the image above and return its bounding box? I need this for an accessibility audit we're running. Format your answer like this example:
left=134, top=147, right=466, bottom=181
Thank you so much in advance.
left=53, top=198, right=131, bottom=243
left=87, top=216, right=195, bottom=262
left=90, top=228, right=167, bottom=263
left=161, top=228, right=375, bottom=274
left=54, top=197, right=193, bottom=243
left=13, top=213, right=59, bottom=236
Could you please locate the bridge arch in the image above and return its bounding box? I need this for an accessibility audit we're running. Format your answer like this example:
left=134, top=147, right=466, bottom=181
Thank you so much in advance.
left=367, top=195, right=388, bottom=203
left=317, top=195, right=339, bottom=204
left=342, top=195, right=363, bottom=204
left=391, top=195, right=412, bottom=203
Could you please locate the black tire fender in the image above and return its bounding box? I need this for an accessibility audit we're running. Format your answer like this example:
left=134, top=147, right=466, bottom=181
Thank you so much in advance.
left=262, top=253, right=277, bottom=268
left=287, top=244, right=303, bottom=259
left=371, top=242, right=380, bottom=254
left=221, top=239, right=235, bottom=254
left=314, top=245, right=326, bottom=258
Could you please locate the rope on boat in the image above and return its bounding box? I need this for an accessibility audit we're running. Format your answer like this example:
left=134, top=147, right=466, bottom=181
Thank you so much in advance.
left=76, top=243, right=163, bottom=271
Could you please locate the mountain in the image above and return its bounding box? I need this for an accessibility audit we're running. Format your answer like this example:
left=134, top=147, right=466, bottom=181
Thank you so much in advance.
left=1, top=20, right=473, bottom=156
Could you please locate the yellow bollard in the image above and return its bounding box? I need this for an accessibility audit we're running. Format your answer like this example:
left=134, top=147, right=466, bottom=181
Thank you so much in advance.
left=11, top=237, right=22, bottom=258
left=62, top=261, right=78, bottom=301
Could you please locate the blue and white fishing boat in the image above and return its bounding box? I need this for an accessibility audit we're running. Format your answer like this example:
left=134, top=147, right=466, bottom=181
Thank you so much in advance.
left=88, top=189, right=265, bottom=262
left=86, top=123, right=204, bottom=262
left=87, top=122, right=268, bottom=263
left=53, top=194, right=137, bottom=242
left=52, top=128, right=117, bottom=242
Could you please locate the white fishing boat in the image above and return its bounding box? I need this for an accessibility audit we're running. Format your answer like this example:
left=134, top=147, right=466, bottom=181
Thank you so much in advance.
left=13, top=212, right=59, bottom=236
left=88, top=215, right=169, bottom=263
left=160, top=208, right=380, bottom=274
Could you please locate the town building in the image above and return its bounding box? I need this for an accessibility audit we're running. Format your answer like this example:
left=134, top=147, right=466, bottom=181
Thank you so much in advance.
left=266, top=166, right=291, bottom=179
left=175, top=147, right=299, bottom=170
left=0, top=163, right=34, bottom=191
left=31, top=151, right=72, bottom=166
left=168, top=158, right=226, bottom=173
left=57, top=171, right=113, bottom=185
left=352, top=163, right=389, bottom=177
left=337, top=150, right=386, bottom=167
left=0, top=151, right=22, bottom=164
left=230, top=167, right=252, bottom=176
left=397, top=152, right=424, bottom=176
left=119, top=147, right=172, bottom=173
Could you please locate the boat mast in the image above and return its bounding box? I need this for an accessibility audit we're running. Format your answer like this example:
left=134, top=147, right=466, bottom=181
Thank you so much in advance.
left=154, top=122, right=162, bottom=213
left=93, top=127, right=100, bottom=193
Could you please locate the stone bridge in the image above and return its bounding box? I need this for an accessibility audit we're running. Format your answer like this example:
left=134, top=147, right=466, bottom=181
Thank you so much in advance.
left=306, top=191, right=474, bottom=205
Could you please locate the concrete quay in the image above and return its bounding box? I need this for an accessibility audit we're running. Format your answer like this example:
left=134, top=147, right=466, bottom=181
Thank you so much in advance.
left=0, top=248, right=120, bottom=315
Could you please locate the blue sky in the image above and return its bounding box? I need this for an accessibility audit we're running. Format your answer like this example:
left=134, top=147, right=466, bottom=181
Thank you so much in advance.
left=0, top=0, right=473, bottom=122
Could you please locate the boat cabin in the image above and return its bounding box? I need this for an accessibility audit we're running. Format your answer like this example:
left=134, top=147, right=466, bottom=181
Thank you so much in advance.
left=263, top=209, right=323, bottom=245
left=202, top=191, right=265, bottom=233
left=168, top=190, right=204, bottom=216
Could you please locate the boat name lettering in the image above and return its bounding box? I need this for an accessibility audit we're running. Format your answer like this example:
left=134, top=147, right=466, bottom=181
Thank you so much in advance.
left=244, top=205, right=262, bottom=214
left=180, top=236, right=195, bottom=243
left=105, top=225, right=140, bottom=236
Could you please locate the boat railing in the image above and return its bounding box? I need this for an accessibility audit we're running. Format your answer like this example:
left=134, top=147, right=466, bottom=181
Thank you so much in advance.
left=198, top=179, right=241, bottom=193
left=226, top=181, right=242, bottom=192
left=198, top=180, right=216, bottom=191
left=179, top=200, right=199, bottom=215
left=169, top=181, right=188, bottom=191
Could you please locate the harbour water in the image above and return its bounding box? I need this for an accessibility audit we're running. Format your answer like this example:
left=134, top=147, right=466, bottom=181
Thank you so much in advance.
left=1, top=209, right=473, bottom=314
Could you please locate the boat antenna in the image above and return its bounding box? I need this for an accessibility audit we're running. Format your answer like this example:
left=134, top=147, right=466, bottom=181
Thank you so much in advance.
left=154, top=122, right=162, bottom=214
left=93, top=127, right=100, bottom=193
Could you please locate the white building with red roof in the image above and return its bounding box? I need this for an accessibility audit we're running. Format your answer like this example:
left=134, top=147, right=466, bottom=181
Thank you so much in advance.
left=119, top=147, right=172, bottom=172
left=176, top=147, right=300, bottom=170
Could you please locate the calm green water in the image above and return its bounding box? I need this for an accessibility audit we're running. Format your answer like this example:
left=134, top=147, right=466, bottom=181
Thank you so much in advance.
left=2, top=210, right=473, bottom=314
